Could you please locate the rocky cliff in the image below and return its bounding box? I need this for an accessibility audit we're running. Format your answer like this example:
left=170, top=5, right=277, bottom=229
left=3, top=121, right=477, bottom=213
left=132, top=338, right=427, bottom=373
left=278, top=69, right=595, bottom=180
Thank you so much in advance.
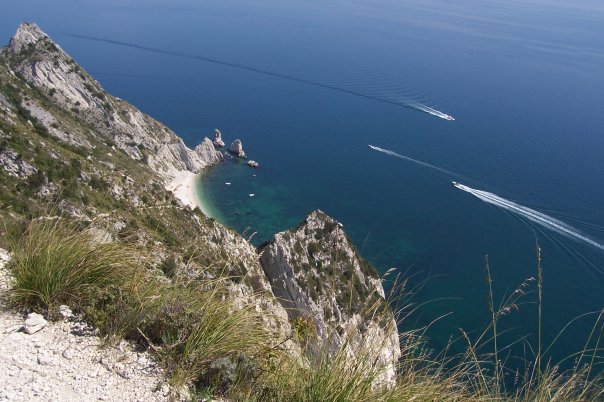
left=3, top=22, right=222, bottom=184
left=260, top=210, right=400, bottom=384
left=0, top=22, right=400, bottom=392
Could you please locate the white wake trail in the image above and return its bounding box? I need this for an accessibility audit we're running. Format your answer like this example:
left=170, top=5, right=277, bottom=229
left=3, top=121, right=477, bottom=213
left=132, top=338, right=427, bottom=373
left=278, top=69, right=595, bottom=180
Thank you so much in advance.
left=397, top=98, right=455, bottom=121
left=454, top=182, right=604, bottom=251
left=368, top=145, right=458, bottom=176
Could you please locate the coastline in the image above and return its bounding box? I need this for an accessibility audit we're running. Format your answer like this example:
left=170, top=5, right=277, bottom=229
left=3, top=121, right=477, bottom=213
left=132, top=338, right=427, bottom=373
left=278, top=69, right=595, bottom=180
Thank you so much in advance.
left=168, top=170, right=216, bottom=218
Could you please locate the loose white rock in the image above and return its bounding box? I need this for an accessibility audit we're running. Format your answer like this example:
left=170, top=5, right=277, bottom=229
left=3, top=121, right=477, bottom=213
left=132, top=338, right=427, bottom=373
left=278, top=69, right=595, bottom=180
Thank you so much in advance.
left=59, top=305, right=73, bottom=320
left=23, top=312, right=47, bottom=334
left=37, top=355, right=52, bottom=366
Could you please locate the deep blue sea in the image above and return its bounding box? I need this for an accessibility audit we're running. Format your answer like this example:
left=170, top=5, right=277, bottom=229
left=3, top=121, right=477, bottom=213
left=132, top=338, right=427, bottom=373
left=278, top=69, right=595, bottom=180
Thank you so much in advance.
left=3, top=0, right=604, bottom=365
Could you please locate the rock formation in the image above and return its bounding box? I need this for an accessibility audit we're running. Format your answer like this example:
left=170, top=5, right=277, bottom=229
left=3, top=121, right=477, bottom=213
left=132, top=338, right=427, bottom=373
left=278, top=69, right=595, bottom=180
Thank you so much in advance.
left=0, top=148, right=37, bottom=178
left=0, top=20, right=299, bottom=362
left=247, top=160, right=259, bottom=168
left=2, top=22, right=222, bottom=184
left=212, top=129, right=225, bottom=147
left=0, top=22, right=401, bottom=393
left=260, top=210, right=400, bottom=385
left=228, top=139, right=247, bottom=158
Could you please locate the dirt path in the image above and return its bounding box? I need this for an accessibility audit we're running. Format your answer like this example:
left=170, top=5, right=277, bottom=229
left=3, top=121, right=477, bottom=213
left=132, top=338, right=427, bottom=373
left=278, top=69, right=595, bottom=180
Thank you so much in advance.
left=0, top=249, right=173, bottom=402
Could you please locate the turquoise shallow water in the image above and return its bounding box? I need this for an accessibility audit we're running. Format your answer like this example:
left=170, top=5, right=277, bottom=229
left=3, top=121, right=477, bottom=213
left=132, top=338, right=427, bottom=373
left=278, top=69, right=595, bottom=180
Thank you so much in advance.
left=3, top=0, right=604, bottom=365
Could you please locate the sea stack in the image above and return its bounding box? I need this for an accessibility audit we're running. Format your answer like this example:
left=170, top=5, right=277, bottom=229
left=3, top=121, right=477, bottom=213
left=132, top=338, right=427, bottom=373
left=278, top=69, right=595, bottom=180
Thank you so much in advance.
left=247, top=160, right=259, bottom=168
left=228, top=139, right=247, bottom=159
left=212, top=129, right=225, bottom=147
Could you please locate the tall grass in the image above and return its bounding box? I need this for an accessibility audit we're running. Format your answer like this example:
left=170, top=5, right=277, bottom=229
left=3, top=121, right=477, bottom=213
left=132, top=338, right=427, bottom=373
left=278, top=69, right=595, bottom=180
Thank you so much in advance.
left=241, top=246, right=604, bottom=402
left=4, top=218, right=270, bottom=392
left=240, top=293, right=480, bottom=402
left=158, top=287, right=267, bottom=389
left=6, top=219, right=138, bottom=316
left=4, top=218, right=604, bottom=400
left=452, top=245, right=604, bottom=401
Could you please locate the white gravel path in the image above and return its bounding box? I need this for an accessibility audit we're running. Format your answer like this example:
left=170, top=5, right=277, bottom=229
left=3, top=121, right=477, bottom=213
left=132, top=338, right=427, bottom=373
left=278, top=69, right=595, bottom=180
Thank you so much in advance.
left=0, top=249, right=173, bottom=401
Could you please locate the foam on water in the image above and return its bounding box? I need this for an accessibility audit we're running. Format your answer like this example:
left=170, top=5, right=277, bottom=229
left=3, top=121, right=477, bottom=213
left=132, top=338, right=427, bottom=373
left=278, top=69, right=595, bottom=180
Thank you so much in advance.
left=454, top=182, right=604, bottom=251
left=368, top=144, right=458, bottom=176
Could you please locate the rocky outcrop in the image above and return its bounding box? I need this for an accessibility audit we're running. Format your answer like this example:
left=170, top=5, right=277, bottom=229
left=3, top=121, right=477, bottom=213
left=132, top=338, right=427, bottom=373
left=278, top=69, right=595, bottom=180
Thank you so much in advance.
left=228, top=139, right=247, bottom=158
left=212, top=129, right=225, bottom=147
left=247, top=160, right=259, bottom=168
left=0, top=22, right=401, bottom=391
left=0, top=147, right=37, bottom=178
left=2, top=22, right=222, bottom=183
left=184, top=217, right=299, bottom=356
left=260, top=210, right=400, bottom=386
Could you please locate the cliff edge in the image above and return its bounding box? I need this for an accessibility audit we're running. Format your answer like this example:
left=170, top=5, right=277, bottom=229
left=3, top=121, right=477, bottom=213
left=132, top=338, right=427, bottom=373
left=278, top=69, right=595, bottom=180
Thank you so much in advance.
left=0, top=22, right=401, bottom=396
left=260, top=210, right=400, bottom=384
left=3, top=22, right=221, bottom=183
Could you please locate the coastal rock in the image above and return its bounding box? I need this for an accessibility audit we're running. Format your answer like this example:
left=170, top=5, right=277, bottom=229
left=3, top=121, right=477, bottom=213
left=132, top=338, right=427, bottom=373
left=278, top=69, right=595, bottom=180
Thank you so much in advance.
left=212, top=129, right=225, bottom=147
left=260, top=210, right=400, bottom=386
left=193, top=138, right=223, bottom=166
left=23, top=312, right=47, bottom=334
left=247, top=160, right=259, bottom=168
left=187, top=218, right=300, bottom=357
left=228, top=139, right=247, bottom=159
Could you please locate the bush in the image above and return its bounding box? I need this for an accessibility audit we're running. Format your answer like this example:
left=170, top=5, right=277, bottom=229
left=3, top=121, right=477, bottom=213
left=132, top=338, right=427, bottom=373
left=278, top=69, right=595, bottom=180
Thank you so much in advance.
left=157, top=283, right=267, bottom=389
left=5, top=218, right=270, bottom=392
left=160, top=256, right=178, bottom=278
left=6, top=220, right=139, bottom=316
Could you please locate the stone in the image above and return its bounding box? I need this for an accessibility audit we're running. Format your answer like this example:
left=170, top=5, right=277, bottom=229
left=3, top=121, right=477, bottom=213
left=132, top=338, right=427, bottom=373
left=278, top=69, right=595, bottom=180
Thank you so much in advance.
left=228, top=139, right=247, bottom=158
left=62, top=348, right=74, bottom=360
left=212, top=129, right=225, bottom=147
left=247, top=160, right=259, bottom=168
left=24, top=312, right=47, bottom=334
left=59, top=305, right=73, bottom=320
left=37, top=354, right=52, bottom=366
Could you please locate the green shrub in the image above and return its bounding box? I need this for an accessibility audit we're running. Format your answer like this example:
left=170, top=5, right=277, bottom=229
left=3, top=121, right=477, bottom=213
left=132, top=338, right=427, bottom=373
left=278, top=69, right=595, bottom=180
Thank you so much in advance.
left=157, top=284, right=267, bottom=389
left=6, top=219, right=139, bottom=316
left=160, top=256, right=178, bottom=278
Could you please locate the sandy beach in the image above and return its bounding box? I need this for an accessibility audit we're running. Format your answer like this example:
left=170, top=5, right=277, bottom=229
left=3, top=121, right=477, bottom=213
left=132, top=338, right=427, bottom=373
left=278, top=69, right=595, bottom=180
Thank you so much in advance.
left=167, top=170, right=213, bottom=217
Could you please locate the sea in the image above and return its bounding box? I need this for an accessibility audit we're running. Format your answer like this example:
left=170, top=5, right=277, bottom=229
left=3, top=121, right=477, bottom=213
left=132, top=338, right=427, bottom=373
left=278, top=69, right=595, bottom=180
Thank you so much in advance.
left=3, top=0, right=604, bottom=366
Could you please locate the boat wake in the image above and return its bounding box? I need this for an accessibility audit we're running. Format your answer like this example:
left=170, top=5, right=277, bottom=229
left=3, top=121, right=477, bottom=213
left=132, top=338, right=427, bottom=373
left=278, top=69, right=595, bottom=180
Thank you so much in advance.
left=62, top=33, right=454, bottom=121
left=453, top=182, right=604, bottom=251
left=398, top=99, right=455, bottom=121
left=368, top=145, right=458, bottom=176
